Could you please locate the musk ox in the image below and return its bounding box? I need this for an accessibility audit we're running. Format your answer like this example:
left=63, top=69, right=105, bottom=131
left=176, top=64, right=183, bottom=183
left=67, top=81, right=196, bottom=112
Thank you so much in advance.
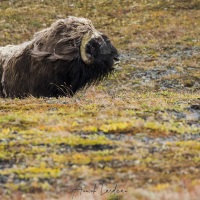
left=0, top=16, right=119, bottom=98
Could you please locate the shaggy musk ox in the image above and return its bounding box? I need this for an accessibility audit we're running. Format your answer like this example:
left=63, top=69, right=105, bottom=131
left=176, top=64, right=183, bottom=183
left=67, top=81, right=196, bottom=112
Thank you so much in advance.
left=0, top=16, right=119, bottom=98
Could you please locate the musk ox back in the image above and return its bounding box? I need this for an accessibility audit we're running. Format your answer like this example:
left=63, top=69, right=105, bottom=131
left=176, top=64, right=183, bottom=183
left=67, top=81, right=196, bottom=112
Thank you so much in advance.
left=0, top=16, right=119, bottom=98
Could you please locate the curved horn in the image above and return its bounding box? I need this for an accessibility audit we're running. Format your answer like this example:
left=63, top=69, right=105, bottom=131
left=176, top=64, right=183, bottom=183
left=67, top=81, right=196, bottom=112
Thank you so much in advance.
left=80, top=30, right=103, bottom=65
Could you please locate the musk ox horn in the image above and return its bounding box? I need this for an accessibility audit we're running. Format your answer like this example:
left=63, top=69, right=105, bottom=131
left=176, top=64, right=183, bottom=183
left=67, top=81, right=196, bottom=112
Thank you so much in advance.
left=80, top=30, right=104, bottom=65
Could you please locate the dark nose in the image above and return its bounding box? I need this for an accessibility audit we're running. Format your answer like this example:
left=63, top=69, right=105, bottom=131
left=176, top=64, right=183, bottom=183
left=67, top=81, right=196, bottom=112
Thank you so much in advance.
left=113, top=54, right=120, bottom=65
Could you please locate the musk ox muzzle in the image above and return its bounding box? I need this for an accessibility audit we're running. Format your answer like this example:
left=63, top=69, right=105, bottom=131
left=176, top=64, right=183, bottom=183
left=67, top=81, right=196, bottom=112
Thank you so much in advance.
left=0, top=16, right=119, bottom=98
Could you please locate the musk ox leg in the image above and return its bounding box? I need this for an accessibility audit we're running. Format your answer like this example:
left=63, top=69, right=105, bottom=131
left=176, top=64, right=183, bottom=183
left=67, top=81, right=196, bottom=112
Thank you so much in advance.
left=1, top=71, right=7, bottom=97
left=0, top=64, right=4, bottom=97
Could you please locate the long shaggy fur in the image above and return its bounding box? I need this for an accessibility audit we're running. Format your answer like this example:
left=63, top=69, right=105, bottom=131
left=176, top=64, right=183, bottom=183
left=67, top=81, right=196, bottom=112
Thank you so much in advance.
left=0, top=16, right=119, bottom=98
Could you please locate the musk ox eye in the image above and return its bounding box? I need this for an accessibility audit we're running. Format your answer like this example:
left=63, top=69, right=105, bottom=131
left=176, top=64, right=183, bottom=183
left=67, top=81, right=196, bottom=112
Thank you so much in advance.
left=86, top=41, right=100, bottom=56
left=90, top=46, right=95, bottom=53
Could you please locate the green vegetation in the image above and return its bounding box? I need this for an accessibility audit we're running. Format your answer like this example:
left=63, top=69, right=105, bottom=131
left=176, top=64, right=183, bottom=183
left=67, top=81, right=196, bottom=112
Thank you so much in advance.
left=0, top=0, right=200, bottom=199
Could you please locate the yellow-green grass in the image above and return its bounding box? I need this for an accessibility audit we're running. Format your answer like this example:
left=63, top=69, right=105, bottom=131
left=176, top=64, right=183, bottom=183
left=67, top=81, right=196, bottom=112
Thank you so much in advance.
left=0, top=0, right=200, bottom=199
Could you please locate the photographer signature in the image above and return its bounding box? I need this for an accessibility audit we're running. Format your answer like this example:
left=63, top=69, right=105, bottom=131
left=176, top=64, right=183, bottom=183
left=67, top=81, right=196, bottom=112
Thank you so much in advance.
left=71, top=180, right=128, bottom=199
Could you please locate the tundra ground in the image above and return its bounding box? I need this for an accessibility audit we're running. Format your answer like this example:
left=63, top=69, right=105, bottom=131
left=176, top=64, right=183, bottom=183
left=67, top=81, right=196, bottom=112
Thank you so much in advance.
left=0, top=0, right=200, bottom=199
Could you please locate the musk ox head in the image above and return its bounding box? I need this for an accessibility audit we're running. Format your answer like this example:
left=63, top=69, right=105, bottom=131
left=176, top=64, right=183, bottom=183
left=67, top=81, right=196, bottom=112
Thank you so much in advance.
left=0, top=16, right=119, bottom=98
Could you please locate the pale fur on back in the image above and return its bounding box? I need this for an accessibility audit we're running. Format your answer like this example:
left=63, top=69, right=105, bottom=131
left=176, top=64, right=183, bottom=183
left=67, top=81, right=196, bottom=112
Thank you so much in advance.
left=0, top=16, right=94, bottom=70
